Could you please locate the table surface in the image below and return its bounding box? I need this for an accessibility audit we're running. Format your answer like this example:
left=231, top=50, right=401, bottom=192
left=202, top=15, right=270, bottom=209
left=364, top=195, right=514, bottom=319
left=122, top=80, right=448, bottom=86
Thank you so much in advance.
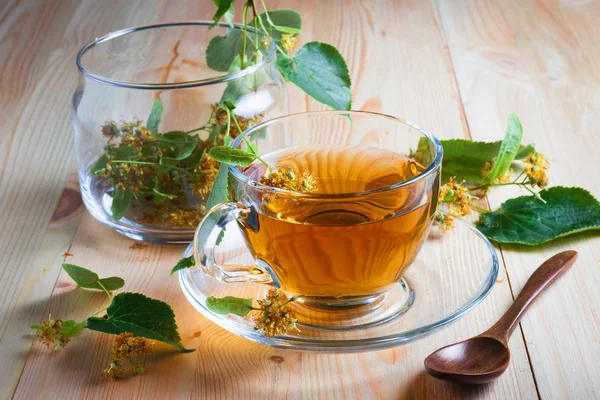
left=1, top=0, right=599, bottom=399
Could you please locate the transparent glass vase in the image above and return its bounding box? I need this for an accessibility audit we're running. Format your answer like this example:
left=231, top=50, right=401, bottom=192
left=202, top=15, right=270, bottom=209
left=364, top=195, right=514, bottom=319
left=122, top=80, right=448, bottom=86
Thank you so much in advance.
left=72, top=22, right=288, bottom=243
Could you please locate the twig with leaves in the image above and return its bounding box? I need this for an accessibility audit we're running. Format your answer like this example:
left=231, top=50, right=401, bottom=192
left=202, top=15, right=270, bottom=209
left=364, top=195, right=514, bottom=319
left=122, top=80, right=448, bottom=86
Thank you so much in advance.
left=415, top=113, right=600, bottom=245
left=30, top=264, right=192, bottom=380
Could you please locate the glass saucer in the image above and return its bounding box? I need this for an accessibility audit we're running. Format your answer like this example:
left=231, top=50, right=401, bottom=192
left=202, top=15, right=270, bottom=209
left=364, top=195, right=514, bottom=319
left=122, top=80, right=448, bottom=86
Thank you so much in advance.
left=179, top=217, right=499, bottom=352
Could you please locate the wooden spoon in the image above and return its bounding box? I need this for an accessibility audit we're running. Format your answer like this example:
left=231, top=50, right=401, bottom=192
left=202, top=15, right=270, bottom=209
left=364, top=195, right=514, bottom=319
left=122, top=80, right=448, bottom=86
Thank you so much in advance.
left=424, top=250, right=578, bottom=384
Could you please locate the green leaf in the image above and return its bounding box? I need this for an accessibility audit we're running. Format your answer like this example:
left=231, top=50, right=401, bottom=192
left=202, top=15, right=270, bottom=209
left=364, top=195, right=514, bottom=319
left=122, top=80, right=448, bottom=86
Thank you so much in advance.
left=59, top=320, right=87, bottom=337
left=111, top=188, right=133, bottom=221
left=206, top=29, right=244, bottom=72
left=221, top=55, right=268, bottom=103
left=30, top=324, right=44, bottom=330
left=147, top=99, right=163, bottom=132
left=208, top=146, right=256, bottom=167
left=152, top=188, right=177, bottom=204
left=476, top=187, right=600, bottom=245
left=211, top=0, right=235, bottom=28
left=157, top=131, right=197, bottom=160
left=91, top=155, right=108, bottom=175
left=170, top=256, right=196, bottom=275
left=484, top=113, right=523, bottom=183
left=438, top=139, right=535, bottom=184
left=257, top=9, right=302, bottom=39
left=206, top=295, right=253, bottom=317
left=62, top=263, right=125, bottom=291
left=277, top=42, right=352, bottom=110
left=206, top=163, right=229, bottom=212
left=223, top=5, right=235, bottom=27
left=87, top=292, right=193, bottom=352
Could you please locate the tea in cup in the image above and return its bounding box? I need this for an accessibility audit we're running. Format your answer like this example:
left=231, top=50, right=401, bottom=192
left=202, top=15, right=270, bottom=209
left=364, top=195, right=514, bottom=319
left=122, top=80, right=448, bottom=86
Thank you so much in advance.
left=194, top=111, right=442, bottom=325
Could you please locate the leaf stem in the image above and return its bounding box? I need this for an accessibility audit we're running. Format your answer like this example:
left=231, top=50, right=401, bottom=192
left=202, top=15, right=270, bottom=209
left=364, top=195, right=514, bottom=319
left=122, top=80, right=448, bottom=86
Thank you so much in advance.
left=227, top=108, right=271, bottom=169
left=522, top=184, right=547, bottom=204
left=471, top=204, right=491, bottom=213
left=241, top=3, right=250, bottom=69
left=97, top=281, right=113, bottom=301
left=91, top=306, right=109, bottom=317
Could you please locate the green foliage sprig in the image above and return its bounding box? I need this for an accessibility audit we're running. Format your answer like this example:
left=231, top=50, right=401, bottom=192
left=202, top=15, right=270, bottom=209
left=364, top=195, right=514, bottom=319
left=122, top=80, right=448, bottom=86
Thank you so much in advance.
left=422, top=114, right=600, bottom=244
left=30, top=263, right=192, bottom=379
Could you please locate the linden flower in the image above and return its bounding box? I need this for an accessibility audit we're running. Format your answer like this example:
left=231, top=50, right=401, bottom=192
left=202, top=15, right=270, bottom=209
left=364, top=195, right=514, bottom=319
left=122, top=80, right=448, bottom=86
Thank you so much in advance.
left=435, top=213, right=455, bottom=233
left=101, top=120, right=120, bottom=140
left=481, top=160, right=512, bottom=184
left=260, top=35, right=271, bottom=48
left=523, top=152, right=549, bottom=188
left=281, top=33, right=298, bottom=53
left=32, top=316, right=70, bottom=349
left=211, top=105, right=264, bottom=137
left=103, top=332, right=153, bottom=381
left=438, top=177, right=475, bottom=217
left=253, top=289, right=299, bottom=338
left=260, top=168, right=318, bottom=193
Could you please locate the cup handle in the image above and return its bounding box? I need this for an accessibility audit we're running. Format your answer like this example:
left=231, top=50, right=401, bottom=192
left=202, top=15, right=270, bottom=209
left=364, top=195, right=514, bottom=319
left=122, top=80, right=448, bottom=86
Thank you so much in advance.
left=193, top=202, right=275, bottom=284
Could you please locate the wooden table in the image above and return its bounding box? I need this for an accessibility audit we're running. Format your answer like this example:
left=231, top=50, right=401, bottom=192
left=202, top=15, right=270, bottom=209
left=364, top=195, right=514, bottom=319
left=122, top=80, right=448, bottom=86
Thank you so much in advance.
left=2, top=0, right=599, bottom=398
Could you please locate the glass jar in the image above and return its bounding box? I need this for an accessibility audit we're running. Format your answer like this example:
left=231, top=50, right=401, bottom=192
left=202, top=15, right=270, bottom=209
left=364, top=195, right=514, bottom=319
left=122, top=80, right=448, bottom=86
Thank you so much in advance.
left=72, top=22, right=288, bottom=243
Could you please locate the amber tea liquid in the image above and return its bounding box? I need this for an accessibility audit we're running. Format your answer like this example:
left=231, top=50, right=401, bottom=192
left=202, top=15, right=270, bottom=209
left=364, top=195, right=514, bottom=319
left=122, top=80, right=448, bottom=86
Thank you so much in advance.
left=241, top=145, right=435, bottom=300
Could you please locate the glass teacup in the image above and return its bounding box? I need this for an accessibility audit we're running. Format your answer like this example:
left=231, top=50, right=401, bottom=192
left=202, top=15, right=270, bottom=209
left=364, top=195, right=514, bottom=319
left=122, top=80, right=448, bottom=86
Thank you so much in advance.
left=193, top=111, right=442, bottom=326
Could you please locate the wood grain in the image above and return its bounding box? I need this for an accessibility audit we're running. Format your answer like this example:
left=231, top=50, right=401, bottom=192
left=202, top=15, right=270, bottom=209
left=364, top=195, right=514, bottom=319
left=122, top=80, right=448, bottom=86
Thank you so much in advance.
left=435, top=1, right=600, bottom=398
left=1, top=0, right=598, bottom=398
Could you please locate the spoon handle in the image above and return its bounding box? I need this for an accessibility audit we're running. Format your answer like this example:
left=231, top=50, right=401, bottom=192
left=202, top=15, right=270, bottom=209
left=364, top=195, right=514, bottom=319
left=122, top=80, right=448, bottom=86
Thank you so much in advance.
left=484, top=250, right=578, bottom=341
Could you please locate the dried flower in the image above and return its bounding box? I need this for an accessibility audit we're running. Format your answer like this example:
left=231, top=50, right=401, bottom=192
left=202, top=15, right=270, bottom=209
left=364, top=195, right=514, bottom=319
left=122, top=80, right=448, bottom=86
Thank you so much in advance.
left=103, top=332, right=152, bottom=380
left=101, top=121, right=120, bottom=141
left=435, top=213, right=456, bottom=233
left=523, top=152, right=549, bottom=188
left=260, top=35, right=271, bottom=48
left=281, top=33, right=298, bottom=53
left=253, top=290, right=299, bottom=338
left=129, top=242, right=148, bottom=249
left=260, top=168, right=318, bottom=193
left=32, top=316, right=70, bottom=349
left=439, top=177, right=476, bottom=217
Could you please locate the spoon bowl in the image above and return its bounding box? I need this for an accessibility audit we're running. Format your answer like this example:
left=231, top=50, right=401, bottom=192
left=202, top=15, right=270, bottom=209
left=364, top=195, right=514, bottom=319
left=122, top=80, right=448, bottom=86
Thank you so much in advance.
left=425, top=337, right=510, bottom=384
left=424, top=250, right=578, bottom=384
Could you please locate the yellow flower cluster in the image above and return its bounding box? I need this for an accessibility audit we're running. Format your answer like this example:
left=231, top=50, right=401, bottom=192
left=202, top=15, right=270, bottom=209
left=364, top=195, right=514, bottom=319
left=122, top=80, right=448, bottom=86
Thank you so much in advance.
left=103, top=332, right=153, bottom=380
left=438, top=177, right=475, bottom=217
left=32, top=317, right=70, bottom=349
left=523, top=152, right=549, bottom=188
left=253, top=290, right=298, bottom=338
left=281, top=33, right=299, bottom=54
left=211, top=105, right=264, bottom=137
left=260, top=168, right=318, bottom=193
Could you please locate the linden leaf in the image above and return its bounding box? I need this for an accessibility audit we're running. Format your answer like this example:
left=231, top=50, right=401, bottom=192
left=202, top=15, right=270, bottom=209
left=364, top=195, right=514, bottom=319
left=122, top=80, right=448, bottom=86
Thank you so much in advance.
left=256, top=9, right=302, bottom=48
left=206, top=163, right=229, bottom=212
left=210, top=0, right=235, bottom=28
left=277, top=42, right=352, bottom=110
left=476, top=187, right=600, bottom=245
left=206, top=29, right=244, bottom=71
left=221, top=55, right=269, bottom=103
left=156, top=131, right=197, bottom=160
left=208, top=146, right=256, bottom=167
left=206, top=295, right=253, bottom=317
left=59, top=320, right=88, bottom=337
left=147, top=99, right=163, bottom=133
left=152, top=188, right=177, bottom=204
left=87, top=292, right=193, bottom=352
left=484, top=113, right=524, bottom=183
left=170, top=255, right=196, bottom=275
left=435, top=139, right=535, bottom=184
left=62, top=263, right=125, bottom=291
left=110, top=188, right=133, bottom=221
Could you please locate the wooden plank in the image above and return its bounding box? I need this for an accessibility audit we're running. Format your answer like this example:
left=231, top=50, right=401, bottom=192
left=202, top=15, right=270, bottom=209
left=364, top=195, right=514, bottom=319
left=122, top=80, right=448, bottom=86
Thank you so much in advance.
left=435, top=0, right=600, bottom=398
left=0, top=0, right=166, bottom=398
left=11, top=1, right=538, bottom=399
